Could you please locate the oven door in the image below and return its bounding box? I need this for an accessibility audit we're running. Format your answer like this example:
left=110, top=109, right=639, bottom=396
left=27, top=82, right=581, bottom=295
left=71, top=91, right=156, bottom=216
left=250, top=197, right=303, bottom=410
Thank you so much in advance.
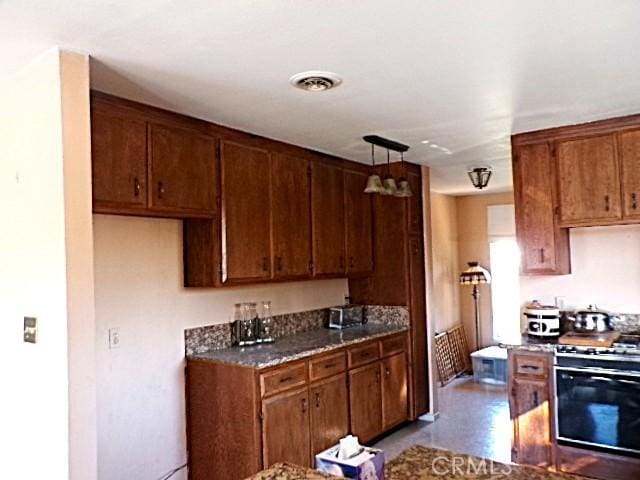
left=555, top=366, right=640, bottom=457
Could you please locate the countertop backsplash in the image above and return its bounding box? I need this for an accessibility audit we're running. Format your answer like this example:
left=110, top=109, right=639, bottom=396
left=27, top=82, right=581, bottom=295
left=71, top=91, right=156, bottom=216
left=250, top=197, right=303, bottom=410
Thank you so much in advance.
left=184, top=304, right=409, bottom=356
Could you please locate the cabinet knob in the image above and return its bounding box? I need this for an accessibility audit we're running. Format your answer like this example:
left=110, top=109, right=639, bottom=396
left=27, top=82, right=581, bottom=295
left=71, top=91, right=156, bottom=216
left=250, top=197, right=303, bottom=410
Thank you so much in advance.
left=315, top=392, right=320, bottom=408
left=632, top=193, right=638, bottom=210
left=133, top=177, right=141, bottom=197
left=604, top=194, right=610, bottom=212
left=157, top=181, right=165, bottom=199
left=385, top=368, right=391, bottom=376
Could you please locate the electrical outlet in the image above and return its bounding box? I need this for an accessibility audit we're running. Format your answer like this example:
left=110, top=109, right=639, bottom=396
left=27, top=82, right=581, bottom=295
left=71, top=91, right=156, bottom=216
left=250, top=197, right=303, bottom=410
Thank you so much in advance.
left=108, top=328, right=121, bottom=349
left=24, top=317, right=37, bottom=343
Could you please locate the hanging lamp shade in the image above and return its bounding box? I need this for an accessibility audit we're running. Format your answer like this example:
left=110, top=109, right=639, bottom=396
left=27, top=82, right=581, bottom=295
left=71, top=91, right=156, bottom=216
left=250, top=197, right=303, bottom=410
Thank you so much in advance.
left=394, top=152, right=413, bottom=197
left=380, top=149, right=397, bottom=195
left=364, top=174, right=384, bottom=193
left=459, top=261, right=492, bottom=285
left=364, top=143, right=386, bottom=194
left=467, top=167, right=492, bottom=190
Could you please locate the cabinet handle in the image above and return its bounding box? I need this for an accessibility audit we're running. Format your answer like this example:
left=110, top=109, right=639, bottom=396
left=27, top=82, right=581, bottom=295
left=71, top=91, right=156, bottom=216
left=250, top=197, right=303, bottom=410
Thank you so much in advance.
left=520, top=364, right=540, bottom=371
left=605, top=195, right=610, bottom=212
left=315, top=392, right=320, bottom=408
left=261, top=257, right=269, bottom=272
left=133, top=177, right=141, bottom=197
left=276, top=256, right=283, bottom=272
left=279, top=376, right=293, bottom=384
left=632, top=193, right=638, bottom=210
left=375, top=370, right=381, bottom=384
left=324, top=363, right=337, bottom=369
left=157, top=181, right=165, bottom=199
left=533, top=391, right=539, bottom=407
left=302, top=398, right=307, bottom=413
left=539, top=248, right=545, bottom=263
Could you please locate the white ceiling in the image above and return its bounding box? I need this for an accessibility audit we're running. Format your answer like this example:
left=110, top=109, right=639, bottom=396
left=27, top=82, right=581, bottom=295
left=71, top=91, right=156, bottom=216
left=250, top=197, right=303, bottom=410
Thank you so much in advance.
left=3, top=1, right=640, bottom=195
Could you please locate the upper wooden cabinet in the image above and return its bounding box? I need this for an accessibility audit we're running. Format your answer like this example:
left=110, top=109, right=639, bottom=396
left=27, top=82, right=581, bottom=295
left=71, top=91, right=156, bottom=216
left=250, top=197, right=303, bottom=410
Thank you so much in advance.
left=556, top=134, right=621, bottom=226
left=311, top=159, right=346, bottom=277
left=406, top=167, right=423, bottom=236
left=270, top=153, right=312, bottom=280
left=148, top=124, right=217, bottom=215
left=91, top=93, right=217, bottom=218
left=619, top=129, right=640, bottom=220
left=220, top=140, right=272, bottom=284
left=344, top=167, right=373, bottom=276
left=91, top=103, right=148, bottom=212
left=512, top=142, right=570, bottom=275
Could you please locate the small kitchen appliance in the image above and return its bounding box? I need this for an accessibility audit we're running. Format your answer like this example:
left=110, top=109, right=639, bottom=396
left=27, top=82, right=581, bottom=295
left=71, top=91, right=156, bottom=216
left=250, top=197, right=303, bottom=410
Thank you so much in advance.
left=524, top=301, right=561, bottom=338
left=327, top=305, right=365, bottom=329
left=566, top=304, right=619, bottom=333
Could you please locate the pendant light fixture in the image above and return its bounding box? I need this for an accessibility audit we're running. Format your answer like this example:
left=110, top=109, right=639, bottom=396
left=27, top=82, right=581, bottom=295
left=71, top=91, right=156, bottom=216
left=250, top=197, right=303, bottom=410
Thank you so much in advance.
left=362, top=135, right=410, bottom=198
left=394, top=151, right=414, bottom=198
left=381, top=149, right=398, bottom=196
left=468, top=166, right=492, bottom=190
left=364, top=143, right=385, bottom=194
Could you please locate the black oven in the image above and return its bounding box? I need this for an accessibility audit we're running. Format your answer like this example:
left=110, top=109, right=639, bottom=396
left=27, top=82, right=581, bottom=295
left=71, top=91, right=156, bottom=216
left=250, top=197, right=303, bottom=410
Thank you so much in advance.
left=555, top=354, right=640, bottom=458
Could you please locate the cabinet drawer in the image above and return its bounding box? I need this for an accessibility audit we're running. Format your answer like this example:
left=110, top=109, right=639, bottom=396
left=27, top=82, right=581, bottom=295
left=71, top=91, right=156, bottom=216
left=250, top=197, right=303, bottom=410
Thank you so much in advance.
left=348, top=341, right=380, bottom=368
left=380, top=334, right=406, bottom=357
left=260, top=362, right=307, bottom=397
left=309, top=351, right=346, bottom=382
left=513, top=354, right=549, bottom=379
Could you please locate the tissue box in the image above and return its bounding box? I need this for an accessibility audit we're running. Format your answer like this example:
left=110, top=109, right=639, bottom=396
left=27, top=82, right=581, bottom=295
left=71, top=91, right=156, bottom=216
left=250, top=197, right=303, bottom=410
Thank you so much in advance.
left=315, top=445, right=385, bottom=480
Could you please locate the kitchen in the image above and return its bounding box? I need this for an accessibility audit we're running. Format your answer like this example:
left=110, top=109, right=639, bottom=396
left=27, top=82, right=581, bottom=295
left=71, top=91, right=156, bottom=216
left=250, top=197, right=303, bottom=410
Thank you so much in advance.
left=3, top=2, right=640, bottom=480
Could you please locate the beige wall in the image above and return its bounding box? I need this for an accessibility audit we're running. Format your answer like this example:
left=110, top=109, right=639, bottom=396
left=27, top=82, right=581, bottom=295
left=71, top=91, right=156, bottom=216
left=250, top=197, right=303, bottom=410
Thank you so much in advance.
left=93, top=215, right=348, bottom=479
left=520, top=224, right=640, bottom=315
left=456, top=191, right=514, bottom=349
left=430, top=193, right=461, bottom=333
left=0, top=49, right=96, bottom=479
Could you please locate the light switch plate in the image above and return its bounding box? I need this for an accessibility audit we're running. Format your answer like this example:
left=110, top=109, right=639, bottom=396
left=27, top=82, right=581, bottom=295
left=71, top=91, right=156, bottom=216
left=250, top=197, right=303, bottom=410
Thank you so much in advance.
left=24, top=317, right=37, bottom=343
left=108, top=328, right=120, bottom=349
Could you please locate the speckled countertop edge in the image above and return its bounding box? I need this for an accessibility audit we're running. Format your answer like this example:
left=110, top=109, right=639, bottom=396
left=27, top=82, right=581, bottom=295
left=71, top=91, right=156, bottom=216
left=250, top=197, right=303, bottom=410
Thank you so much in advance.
left=188, top=323, right=408, bottom=369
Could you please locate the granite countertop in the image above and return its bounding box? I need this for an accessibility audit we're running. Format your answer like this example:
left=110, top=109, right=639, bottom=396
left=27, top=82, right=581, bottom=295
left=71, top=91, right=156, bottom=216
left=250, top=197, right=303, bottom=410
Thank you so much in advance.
left=246, top=445, right=588, bottom=479
left=499, top=334, right=558, bottom=353
left=188, top=323, right=408, bottom=368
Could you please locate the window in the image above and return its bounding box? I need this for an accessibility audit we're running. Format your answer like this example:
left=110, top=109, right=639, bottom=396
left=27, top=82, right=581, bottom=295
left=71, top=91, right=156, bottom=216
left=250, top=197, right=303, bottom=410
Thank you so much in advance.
left=487, top=204, right=521, bottom=344
left=489, top=239, right=521, bottom=343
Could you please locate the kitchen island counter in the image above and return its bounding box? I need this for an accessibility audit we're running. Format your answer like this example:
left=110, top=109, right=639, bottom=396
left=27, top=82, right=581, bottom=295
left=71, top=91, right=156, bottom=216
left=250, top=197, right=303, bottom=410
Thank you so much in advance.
left=245, top=446, right=588, bottom=479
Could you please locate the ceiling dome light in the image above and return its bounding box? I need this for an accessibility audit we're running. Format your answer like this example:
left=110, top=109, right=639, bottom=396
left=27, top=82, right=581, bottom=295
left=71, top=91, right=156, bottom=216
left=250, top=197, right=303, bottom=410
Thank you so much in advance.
left=289, top=71, right=342, bottom=91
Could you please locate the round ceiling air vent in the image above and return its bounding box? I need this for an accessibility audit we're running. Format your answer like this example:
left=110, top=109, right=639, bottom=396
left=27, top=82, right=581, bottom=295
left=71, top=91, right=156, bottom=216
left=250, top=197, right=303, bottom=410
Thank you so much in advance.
left=289, top=71, right=342, bottom=92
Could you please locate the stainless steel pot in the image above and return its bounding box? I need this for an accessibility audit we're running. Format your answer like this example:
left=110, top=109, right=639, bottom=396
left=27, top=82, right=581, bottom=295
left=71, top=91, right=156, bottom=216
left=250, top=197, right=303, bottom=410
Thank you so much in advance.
left=567, top=305, right=617, bottom=333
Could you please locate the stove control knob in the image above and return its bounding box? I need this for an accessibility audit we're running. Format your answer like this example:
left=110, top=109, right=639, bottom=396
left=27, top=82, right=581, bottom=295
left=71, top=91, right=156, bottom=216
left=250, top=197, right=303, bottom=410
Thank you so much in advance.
left=586, top=348, right=596, bottom=355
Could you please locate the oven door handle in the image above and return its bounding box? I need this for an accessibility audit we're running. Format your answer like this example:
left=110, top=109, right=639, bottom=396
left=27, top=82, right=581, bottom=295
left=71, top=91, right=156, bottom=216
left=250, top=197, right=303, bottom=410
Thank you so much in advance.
left=555, top=365, right=640, bottom=379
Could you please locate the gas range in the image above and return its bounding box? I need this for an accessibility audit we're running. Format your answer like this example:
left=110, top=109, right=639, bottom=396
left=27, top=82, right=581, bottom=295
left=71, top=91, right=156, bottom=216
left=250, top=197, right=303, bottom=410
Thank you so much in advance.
left=555, top=334, right=640, bottom=360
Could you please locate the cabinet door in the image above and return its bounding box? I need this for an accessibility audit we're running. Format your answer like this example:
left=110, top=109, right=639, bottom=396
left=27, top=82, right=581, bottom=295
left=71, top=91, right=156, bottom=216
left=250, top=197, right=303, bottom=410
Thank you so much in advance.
left=509, top=377, right=552, bottom=468
left=310, top=374, right=349, bottom=455
left=91, top=103, right=148, bottom=212
left=513, top=143, right=570, bottom=274
left=619, top=129, right=640, bottom=220
left=148, top=124, right=217, bottom=215
left=408, top=237, right=429, bottom=417
left=311, top=160, right=346, bottom=276
left=271, top=153, right=312, bottom=279
left=382, top=353, right=408, bottom=430
left=349, top=362, right=382, bottom=443
left=262, top=387, right=311, bottom=468
left=406, top=167, right=423, bottom=235
left=556, top=135, right=621, bottom=226
left=344, top=168, right=373, bottom=276
left=220, top=140, right=272, bottom=283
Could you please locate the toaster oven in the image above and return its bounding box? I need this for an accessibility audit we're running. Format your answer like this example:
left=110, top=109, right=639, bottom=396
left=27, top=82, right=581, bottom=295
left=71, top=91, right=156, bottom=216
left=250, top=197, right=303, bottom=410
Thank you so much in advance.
left=327, top=305, right=365, bottom=329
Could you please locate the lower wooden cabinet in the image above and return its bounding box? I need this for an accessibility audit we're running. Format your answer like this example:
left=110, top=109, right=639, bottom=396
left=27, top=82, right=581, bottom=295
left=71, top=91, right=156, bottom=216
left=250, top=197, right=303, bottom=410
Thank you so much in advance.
left=186, top=332, right=409, bottom=480
left=349, top=362, right=383, bottom=443
left=310, top=374, right=349, bottom=454
left=382, top=352, right=408, bottom=430
left=262, top=386, right=311, bottom=468
left=508, top=350, right=554, bottom=469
